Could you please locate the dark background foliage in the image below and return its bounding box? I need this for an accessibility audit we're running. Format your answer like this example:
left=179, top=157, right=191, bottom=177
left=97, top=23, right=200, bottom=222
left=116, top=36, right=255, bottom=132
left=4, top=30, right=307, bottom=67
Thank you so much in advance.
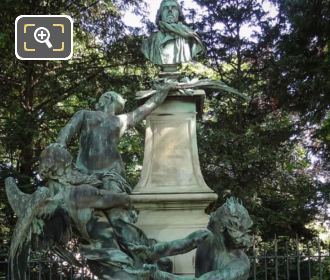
left=0, top=0, right=329, bottom=254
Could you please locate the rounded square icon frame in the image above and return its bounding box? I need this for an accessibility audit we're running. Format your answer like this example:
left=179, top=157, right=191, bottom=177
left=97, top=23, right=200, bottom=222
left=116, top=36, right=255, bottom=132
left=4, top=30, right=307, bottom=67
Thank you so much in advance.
left=15, top=15, right=73, bottom=60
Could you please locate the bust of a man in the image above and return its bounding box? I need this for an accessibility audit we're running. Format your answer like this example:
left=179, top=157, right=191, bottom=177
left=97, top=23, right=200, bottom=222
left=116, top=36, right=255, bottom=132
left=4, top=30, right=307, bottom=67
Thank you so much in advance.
left=141, top=0, right=205, bottom=66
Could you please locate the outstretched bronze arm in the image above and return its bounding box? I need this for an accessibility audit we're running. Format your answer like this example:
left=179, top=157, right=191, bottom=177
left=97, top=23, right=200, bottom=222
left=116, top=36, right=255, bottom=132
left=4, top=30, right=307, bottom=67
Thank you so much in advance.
left=154, top=229, right=210, bottom=259
left=132, top=229, right=210, bottom=261
left=118, top=83, right=176, bottom=136
left=69, top=186, right=130, bottom=210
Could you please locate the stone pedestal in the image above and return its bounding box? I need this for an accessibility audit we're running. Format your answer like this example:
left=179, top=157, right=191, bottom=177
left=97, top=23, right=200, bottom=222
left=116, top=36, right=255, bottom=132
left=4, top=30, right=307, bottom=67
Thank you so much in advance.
left=131, top=91, right=217, bottom=274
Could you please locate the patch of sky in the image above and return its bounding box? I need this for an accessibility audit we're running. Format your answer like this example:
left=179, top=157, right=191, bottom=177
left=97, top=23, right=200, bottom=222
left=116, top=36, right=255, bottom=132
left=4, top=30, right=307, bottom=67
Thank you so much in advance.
left=122, top=0, right=278, bottom=41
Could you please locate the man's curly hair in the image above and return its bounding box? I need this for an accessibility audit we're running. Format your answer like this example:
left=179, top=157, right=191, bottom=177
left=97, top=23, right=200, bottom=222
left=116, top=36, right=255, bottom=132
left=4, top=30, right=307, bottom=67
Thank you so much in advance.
left=155, top=0, right=186, bottom=28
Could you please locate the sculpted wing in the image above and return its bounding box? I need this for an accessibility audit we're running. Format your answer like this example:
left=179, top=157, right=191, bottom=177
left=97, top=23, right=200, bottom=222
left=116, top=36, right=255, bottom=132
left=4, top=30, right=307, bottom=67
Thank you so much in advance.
left=5, top=177, right=74, bottom=279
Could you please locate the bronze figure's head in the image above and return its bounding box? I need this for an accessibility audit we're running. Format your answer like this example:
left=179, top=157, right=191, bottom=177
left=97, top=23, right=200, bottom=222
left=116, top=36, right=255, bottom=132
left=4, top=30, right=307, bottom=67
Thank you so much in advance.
left=156, top=0, right=185, bottom=26
left=39, top=144, right=73, bottom=179
left=95, top=91, right=126, bottom=114
left=208, top=197, right=253, bottom=248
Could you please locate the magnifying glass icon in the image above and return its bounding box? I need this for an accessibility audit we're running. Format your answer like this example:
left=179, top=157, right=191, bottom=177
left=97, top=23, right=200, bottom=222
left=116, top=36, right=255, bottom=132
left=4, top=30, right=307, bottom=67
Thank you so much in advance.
left=34, top=27, right=53, bottom=48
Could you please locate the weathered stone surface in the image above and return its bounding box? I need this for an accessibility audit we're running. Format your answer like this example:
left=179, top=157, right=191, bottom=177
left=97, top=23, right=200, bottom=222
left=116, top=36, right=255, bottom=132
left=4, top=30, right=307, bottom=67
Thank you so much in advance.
left=134, top=198, right=253, bottom=280
left=5, top=0, right=254, bottom=276
left=130, top=193, right=215, bottom=274
left=134, top=92, right=214, bottom=194
left=133, top=92, right=217, bottom=274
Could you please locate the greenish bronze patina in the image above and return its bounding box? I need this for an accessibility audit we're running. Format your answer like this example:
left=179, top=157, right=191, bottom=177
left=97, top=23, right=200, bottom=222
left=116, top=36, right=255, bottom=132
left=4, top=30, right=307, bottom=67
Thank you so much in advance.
left=6, top=144, right=132, bottom=279
left=6, top=2, right=254, bottom=279
left=5, top=84, right=177, bottom=280
left=141, top=0, right=205, bottom=66
left=56, top=84, right=175, bottom=179
left=135, top=198, right=253, bottom=280
left=5, top=147, right=253, bottom=280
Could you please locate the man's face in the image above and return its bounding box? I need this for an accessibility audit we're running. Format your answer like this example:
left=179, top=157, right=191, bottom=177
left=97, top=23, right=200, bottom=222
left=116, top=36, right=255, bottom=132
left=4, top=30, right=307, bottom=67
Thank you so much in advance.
left=161, top=1, right=179, bottom=23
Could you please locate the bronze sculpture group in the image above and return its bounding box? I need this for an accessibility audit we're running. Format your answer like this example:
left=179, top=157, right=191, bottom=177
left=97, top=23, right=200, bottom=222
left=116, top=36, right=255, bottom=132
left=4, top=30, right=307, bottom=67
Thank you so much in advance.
left=6, top=0, right=253, bottom=279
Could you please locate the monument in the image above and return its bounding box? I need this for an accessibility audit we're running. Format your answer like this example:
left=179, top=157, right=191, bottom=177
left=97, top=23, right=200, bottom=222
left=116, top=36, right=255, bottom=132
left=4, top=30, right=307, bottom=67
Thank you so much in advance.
left=133, top=0, right=214, bottom=274
left=5, top=0, right=253, bottom=279
left=132, top=0, right=248, bottom=274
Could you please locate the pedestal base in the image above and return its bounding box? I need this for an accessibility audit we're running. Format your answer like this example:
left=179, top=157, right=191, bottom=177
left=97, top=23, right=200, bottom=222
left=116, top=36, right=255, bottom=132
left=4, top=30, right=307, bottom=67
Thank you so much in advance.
left=133, top=94, right=218, bottom=273
left=131, top=192, right=217, bottom=274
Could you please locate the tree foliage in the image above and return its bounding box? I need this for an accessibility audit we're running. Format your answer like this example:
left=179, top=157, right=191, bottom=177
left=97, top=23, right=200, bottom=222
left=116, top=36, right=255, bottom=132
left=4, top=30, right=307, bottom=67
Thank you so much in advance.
left=187, top=0, right=329, bottom=239
left=0, top=0, right=151, bottom=252
left=0, top=0, right=329, bottom=254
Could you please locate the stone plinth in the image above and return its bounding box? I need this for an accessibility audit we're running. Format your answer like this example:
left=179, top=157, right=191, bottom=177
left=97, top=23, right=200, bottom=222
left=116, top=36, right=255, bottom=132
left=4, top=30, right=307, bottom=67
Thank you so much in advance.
left=134, top=91, right=212, bottom=194
left=132, top=91, right=217, bottom=274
